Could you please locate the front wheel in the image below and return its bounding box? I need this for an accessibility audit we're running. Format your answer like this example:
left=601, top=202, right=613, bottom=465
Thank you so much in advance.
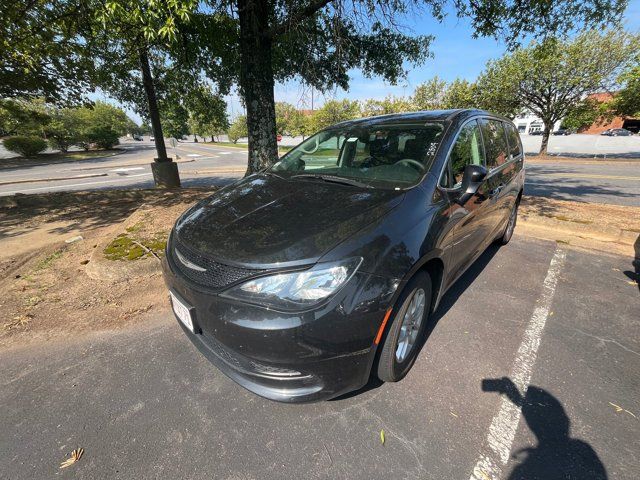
left=376, top=272, right=432, bottom=382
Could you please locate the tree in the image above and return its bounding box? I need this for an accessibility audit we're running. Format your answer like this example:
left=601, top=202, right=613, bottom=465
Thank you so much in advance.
left=275, top=102, right=300, bottom=136
left=0, top=0, right=93, bottom=104
left=309, top=99, right=361, bottom=131
left=361, top=96, right=415, bottom=117
left=476, top=30, right=637, bottom=154
left=0, top=98, right=50, bottom=137
left=89, top=0, right=198, bottom=186
left=227, top=116, right=248, bottom=143
left=47, top=108, right=82, bottom=152
left=612, top=65, right=640, bottom=117
left=561, top=99, right=604, bottom=131
left=413, top=76, right=448, bottom=110
left=185, top=85, right=228, bottom=141
left=442, top=79, right=478, bottom=109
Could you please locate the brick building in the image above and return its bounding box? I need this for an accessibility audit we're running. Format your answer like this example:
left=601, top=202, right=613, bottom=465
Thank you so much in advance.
left=579, top=92, right=640, bottom=134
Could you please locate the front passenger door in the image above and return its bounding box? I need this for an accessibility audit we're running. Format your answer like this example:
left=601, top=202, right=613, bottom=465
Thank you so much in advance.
left=440, top=120, right=491, bottom=282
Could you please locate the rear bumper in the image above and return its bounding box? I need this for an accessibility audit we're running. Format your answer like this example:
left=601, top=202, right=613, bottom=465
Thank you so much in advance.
left=162, top=256, right=397, bottom=403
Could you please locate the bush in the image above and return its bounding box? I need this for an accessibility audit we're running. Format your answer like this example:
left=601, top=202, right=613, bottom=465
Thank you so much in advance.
left=3, top=136, right=47, bottom=157
left=86, top=126, right=120, bottom=149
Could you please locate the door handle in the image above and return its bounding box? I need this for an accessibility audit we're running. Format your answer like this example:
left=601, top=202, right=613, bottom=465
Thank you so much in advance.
left=490, top=184, right=505, bottom=196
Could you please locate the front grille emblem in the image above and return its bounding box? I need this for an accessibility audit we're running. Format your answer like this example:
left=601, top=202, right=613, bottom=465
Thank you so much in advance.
left=174, top=249, right=207, bottom=272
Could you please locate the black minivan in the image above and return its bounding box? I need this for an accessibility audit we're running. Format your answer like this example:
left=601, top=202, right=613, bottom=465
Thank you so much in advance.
left=162, top=109, right=525, bottom=402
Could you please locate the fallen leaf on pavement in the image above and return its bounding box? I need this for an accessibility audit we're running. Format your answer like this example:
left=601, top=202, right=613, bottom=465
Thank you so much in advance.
left=60, top=448, right=84, bottom=469
left=609, top=402, right=637, bottom=419
left=380, top=429, right=385, bottom=445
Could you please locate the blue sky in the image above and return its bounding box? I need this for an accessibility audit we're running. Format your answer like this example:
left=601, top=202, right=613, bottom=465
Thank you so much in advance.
left=110, top=0, right=640, bottom=122
left=228, top=0, right=639, bottom=117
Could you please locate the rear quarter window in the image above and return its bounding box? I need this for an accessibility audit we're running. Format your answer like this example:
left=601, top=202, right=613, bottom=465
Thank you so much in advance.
left=504, top=122, right=522, bottom=157
left=480, top=119, right=509, bottom=169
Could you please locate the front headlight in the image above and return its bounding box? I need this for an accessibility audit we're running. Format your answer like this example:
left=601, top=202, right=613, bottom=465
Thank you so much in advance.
left=222, top=258, right=362, bottom=310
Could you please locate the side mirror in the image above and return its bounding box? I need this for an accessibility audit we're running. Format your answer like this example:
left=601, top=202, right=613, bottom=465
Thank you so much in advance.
left=456, top=164, right=487, bottom=205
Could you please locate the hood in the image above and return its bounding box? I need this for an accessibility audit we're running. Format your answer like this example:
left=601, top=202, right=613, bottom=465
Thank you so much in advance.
left=174, top=174, right=404, bottom=267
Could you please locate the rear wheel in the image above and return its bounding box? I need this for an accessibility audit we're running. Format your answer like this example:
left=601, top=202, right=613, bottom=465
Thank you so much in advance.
left=377, top=272, right=432, bottom=382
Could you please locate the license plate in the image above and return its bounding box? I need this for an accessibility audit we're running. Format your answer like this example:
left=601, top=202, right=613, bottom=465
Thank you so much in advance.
left=170, top=291, right=194, bottom=333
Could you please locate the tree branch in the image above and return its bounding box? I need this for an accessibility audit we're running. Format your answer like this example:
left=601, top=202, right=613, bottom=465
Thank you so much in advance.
left=267, top=0, right=334, bottom=39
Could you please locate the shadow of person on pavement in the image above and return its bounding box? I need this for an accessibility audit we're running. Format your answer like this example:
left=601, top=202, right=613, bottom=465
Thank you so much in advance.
left=624, top=234, right=640, bottom=292
left=482, top=377, right=607, bottom=480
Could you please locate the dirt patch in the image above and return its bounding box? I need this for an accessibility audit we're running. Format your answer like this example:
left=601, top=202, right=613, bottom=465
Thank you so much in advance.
left=0, top=189, right=212, bottom=348
left=519, top=197, right=640, bottom=258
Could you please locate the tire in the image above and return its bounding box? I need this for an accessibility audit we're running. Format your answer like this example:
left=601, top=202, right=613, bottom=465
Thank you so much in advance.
left=377, top=271, right=432, bottom=382
left=498, top=198, right=519, bottom=245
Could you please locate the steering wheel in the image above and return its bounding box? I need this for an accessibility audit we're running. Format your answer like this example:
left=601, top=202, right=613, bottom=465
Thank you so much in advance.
left=395, top=159, right=425, bottom=172
left=300, top=136, right=320, bottom=154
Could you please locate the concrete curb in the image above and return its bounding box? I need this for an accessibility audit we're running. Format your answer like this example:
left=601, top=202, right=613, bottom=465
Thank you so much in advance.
left=0, top=149, right=125, bottom=171
left=0, top=172, right=107, bottom=187
left=69, top=158, right=195, bottom=172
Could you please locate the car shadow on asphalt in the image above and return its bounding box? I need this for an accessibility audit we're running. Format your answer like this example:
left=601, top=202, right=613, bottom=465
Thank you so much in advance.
left=332, top=243, right=502, bottom=402
left=481, top=377, right=608, bottom=479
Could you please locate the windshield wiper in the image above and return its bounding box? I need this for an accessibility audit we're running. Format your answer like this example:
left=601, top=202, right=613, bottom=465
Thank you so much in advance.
left=291, top=173, right=372, bottom=189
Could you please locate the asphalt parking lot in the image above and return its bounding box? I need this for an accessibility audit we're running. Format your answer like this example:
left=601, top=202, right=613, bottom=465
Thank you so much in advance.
left=1, top=235, right=638, bottom=479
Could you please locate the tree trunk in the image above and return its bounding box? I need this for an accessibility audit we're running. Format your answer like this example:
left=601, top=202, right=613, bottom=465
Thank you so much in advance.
left=238, top=0, right=278, bottom=175
left=139, top=47, right=169, bottom=162
left=139, top=47, right=181, bottom=188
left=539, top=122, right=552, bottom=156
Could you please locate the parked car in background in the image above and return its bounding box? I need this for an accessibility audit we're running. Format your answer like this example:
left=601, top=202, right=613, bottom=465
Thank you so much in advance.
left=553, top=129, right=571, bottom=135
left=132, top=134, right=143, bottom=141
left=149, top=136, right=155, bottom=141
left=529, top=130, right=543, bottom=135
left=601, top=128, right=633, bottom=136
left=163, top=109, right=525, bottom=403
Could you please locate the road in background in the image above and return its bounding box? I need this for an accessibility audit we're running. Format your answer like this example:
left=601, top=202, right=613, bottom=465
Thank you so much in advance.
left=1, top=139, right=638, bottom=207
left=1, top=236, right=638, bottom=479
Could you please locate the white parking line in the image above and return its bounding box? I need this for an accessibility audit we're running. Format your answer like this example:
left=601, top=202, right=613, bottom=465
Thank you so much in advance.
left=109, top=167, right=145, bottom=172
left=2, top=173, right=153, bottom=195
left=186, top=154, right=202, bottom=157
left=219, top=151, right=232, bottom=155
left=469, top=247, right=566, bottom=480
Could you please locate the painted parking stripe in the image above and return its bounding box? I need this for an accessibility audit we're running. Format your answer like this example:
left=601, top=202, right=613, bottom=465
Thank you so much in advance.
left=186, top=154, right=202, bottom=157
left=109, top=167, right=145, bottom=172
left=469, top=247, right=566, bottom=480
left=219, top=151, right=232, bottom=155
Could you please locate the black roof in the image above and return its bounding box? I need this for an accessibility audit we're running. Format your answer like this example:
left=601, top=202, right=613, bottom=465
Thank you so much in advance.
left=329, top=109, right=498, bottom=129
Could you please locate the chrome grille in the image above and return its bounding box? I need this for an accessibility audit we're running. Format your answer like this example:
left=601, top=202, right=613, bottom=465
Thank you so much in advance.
left=171, top=237, right=265, bottom=290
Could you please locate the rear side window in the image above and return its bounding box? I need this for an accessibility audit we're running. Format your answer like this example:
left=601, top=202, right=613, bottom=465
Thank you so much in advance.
left=480, top=119, right=509, bottom=169
left=440, top=120, right=485, bottom=188
left=504, top=122, right=522, bottom=157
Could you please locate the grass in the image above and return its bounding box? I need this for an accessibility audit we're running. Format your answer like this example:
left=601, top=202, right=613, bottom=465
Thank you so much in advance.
left=205, top=141, right=292, bottom=154
left=35, top=250, right=63, bottom=271
left=103, top=232, right=167, bottom=261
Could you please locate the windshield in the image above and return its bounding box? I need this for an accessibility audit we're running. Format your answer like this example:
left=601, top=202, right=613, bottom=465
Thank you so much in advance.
left=270, top=122, right=446, bottom=189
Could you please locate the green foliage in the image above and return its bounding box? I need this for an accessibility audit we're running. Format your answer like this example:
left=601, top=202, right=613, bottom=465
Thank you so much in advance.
left=309, top=100, right=361, bottom=131
left=413, top=77, right=448, bottom=110
left=227, top=116, right=248, bottom=143
left=361, top=96, right=415, bottom=116
left=3, top=136, right=47, bottom=157
left=475, top=30, right=638, bottom=153
left=561, top=99, right=604, bottom=130
left=0, top=98, right=50, bottom=136
left=186, top=86, right=228, bottom=139
left=442, top=79, right=479, bottom=109
left=0, top=0, right=93, bottom=103
left=612, top=65, right=640, bottom=117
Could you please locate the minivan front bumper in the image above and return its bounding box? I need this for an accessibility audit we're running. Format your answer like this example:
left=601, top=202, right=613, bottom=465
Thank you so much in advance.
left=162, top=254, right=397, bottom=403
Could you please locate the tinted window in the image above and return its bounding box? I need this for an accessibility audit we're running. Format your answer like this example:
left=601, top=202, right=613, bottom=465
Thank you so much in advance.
left=504, top=122, right=522, bottom=157
left=480, top=119, right=509, bottom=169
left=441, top=120, right=485, bottom=188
